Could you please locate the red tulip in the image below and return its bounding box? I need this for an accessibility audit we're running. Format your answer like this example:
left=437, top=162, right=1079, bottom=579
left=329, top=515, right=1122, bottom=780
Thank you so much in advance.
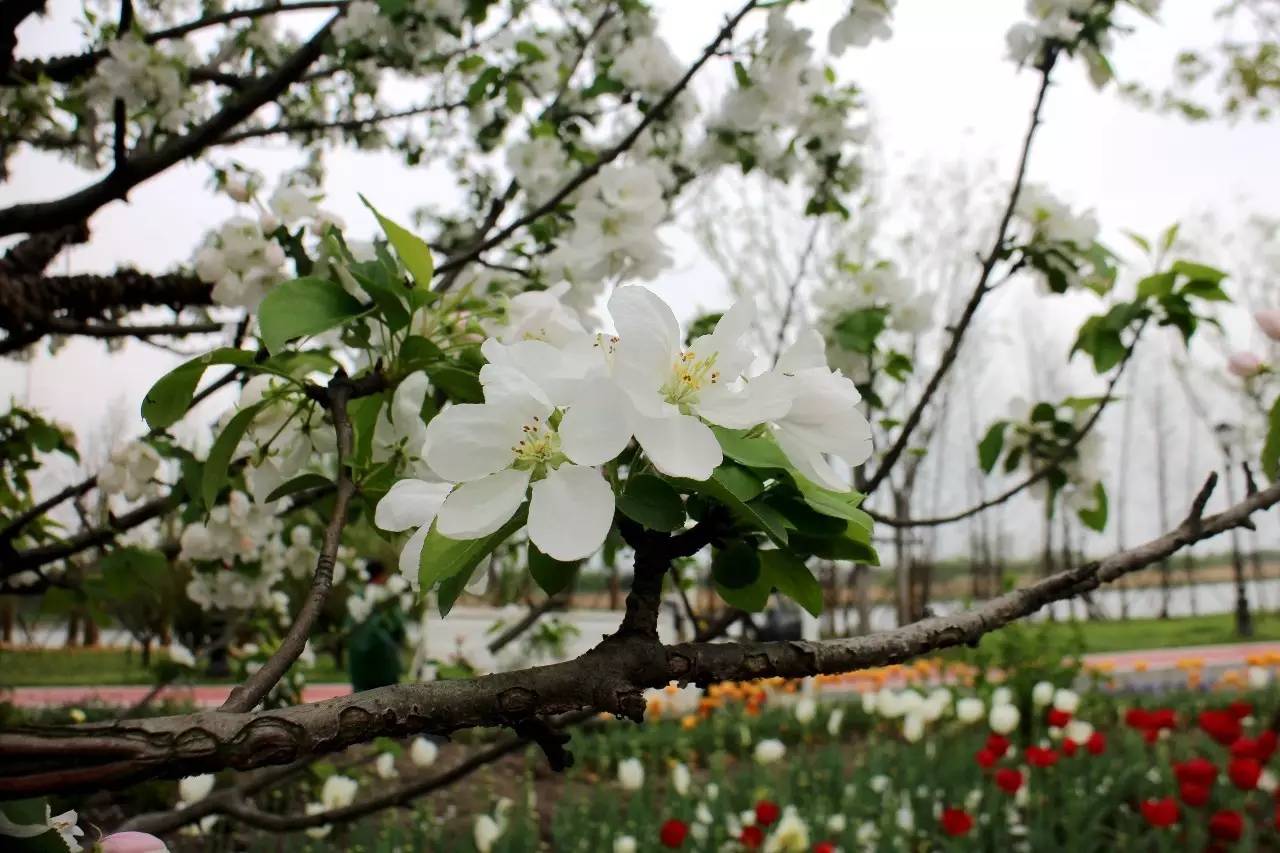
left=1200, top=710, right=1243, bottom=746
left=1062, top=739, right=1078, bottom=757
left=740, top=825, right=764, bottom=849
left=1143, top=728, right=1160, bottom=745
left=755, top=800, right=780, bottom=827
left=940, top=808, right=974, bottom=837
left=985, top=733, right=1010, bottom=758
left=1208, top=809, right=1244, bottom=842
left=1174, top=758, right=1218, bottom=787
left=1227, top=700, right=1253, bottom=721
left=1228, top=757, right=1262, bottom=791
left=660, top=819, right=688, bottom=848
left=813, top=843, right=837, bottom=853
left=1047, top=708, right=1071, bottom=727
left=1086, top=731, right=1106, bottom=755
left=995, top=768, right=1024, bottom=794
left=1026, top=745, right=1059, bottom=768
left=1125, top=708, right=1151, bottom=730
left=1140, top=797, right=1180, bottom=828
left=976, top=748, right=997, bottom=769
left=1179, top=781, right=1211, bottom=807
left=1256, top=730, right=1277, bottom=762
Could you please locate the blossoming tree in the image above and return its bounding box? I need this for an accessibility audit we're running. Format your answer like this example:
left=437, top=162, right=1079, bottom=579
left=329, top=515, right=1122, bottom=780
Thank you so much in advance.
left=2, top=0, right=1280, bottom=845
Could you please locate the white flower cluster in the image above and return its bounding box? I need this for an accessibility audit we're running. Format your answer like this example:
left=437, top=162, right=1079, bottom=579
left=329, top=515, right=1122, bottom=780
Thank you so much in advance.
left=345, top=571, right=412, bottom=622
left=234, top=376, right=336, bottom=504
left=333, top=1, right=393, bottom=49
left=1006, top=0, right=1161, bottom=87
left=611, top=35, right=684, bottom=93
left=88, top=35, right=202, bottom=134
left=816, top=260, right=934, bottom=337
left=377, top=284, right=872, bottom=579
left=702, top=11, right=868, bottom=180
left=194, top=179, right=328, bottom=309
left=180, top=490, right=279, bottom=565
left=1015, top=184, right=1099, bottom=248
left=828, top=0, right=896, bottom=56
left=861, top=686, right=955, bottom=742
left=98, top=440, right=163, bottom=501
left=506, top=136, right=571, bottom=204
left=543, top=161, right=674, bottom=305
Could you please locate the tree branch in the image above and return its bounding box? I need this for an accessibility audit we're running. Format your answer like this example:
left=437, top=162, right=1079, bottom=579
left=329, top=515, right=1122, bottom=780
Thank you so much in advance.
left=862, top=53, right=1058, bottom=495
left=5, top=471, right=1271, bottom=798
left=219, top=375, right=356, bottom=712
left=0, top=16, right=337, bottom=236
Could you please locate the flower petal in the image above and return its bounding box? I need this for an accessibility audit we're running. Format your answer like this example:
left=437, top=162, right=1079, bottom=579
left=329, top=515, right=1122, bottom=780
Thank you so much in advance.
left=559, top=378, right=634, bottom=466
left=397, top=523, right=431, bottom=587
left=694, top=372, right=793, bottom=429
left=774, top=425, right=851, bottom=491
left=609, top=285, right=679, bottom=392
left=528, top=464, right=614, bottom=561
left=375, top=478, right=452, bottom=532
left=422, top=402, right=527, bottom=482
left=633, top=413, right=722, bottom=481
left=436, top=468, right=531, bottom=539
left=775, top=328, right=829, bottom=373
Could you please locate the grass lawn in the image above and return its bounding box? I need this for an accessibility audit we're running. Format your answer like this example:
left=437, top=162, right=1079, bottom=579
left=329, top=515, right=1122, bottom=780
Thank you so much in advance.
left=0, top=646, right=346, bottom=687
left=1036, top=611, right=1280, bottom=654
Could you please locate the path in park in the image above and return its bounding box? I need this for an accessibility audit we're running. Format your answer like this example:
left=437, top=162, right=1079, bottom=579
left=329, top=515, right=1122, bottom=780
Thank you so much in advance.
left=7, top=640, right=1280, bottom=709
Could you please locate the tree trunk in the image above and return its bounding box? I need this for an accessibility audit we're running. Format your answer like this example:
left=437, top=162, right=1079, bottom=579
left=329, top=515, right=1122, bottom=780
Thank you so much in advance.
left=1152, top=379, right=1173, bottom=619
left=1222, top=460, right=1254, bottom=637
left=854, top=564, right=871, bottom=636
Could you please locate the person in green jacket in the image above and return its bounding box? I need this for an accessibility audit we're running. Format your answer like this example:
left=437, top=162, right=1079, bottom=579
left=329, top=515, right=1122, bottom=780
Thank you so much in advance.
left=347, top=561, right=406, bottom=693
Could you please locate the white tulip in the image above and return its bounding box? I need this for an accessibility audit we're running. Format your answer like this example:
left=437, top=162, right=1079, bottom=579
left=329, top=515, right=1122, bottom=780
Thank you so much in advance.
left=902, top=711, right=925, bottom=743
left=375, top=752, right=398, bottom=780
left=754, top=738, right=786, bottom=765
left=1249, top=666, right=1271, bottom=689
left=671, top=762, right=691, bottom=796
left=827, top=708, right=845, bottom=736
left=613, top=836, right=638, bottom=853
left=992, top=687, right=1013, bottom=707
left=956, top=697, right=985, bottom=724
left=473, top=814, right=502, bottom=853
left=1064, top=719, right=1094, bottom=745
left=989, top=703, right=1021, bottom=735
left=1031, top=681, right=1055, bottom=707
left=1052, top=689, right=1079, bottom=714
left=794, top=697, right=817, bottom=725
left=410, top=737, right=439, bottom=768
left=178, top=774, right=215, bottom=804
left=617, top=757, right=645, bottom=791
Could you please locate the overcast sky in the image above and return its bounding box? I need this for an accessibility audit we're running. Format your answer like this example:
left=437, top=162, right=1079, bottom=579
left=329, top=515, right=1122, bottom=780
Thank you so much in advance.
left=3, top=0, right=1278, bottom=560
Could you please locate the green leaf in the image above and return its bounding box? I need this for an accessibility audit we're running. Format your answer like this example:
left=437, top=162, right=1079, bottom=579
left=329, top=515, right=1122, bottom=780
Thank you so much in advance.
left=616, top=474, right=685, bottom=532
left=1159, top=222, right=1180, bottom=253
left=258, top=276, right=365, bottom=354
left=264, top=472, right=333, bottom=504
left=1136, top=272, right=1176, bottom=300
left=528, top=544, right=579, bottom=596
left=712, top=540, right=761, bottom=590
left=419, top=509, right=526, bottom=594
left=711, top=465, right=763, bottom=502
left=425, top=364, right=483, bottom=403
left=1180, top=279, right=1230, bottom=302
left=399, top=335, right=447, bottom=371
left=790, top=522, right=880, bottom=565
left=978, top=422, right=1007, bottom=473
left=202, top=402, right=265, bottom=508
left=1172, top=260, right=1227, bottom=285
left=761, top=549, right=823, bottom=617
left=793, top=477, right=870, bottom=535
left=1076, top=481, right=1109, bottom=532
left=141, top=348, right=256, bottom=430
left=1263, top=396, right=1280, bottom=481
left=347, top=394, right=385, bottom=468
left=100, top=546, right=168, bottom=595
left=360, top=195, right=436, bottom=287
left=832, top=307, right=889, bottom=355
left=711, top=426, right=790, bottom=470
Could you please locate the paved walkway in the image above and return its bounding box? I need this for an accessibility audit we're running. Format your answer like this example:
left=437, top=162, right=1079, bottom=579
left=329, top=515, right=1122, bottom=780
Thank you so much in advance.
left=7, top=641, right=1280, bottom=709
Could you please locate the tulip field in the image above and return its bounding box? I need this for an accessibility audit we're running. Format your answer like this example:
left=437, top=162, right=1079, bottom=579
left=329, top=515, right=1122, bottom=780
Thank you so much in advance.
left=212, top=652, right=1280, bottom=853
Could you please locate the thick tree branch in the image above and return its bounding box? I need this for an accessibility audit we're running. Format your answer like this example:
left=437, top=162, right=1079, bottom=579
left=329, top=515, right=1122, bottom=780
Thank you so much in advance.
left=5, top=473, right=1272, bottom=798
left=0, top=17, right=337, bottom=236
left=862, top=53, right=1058, bottom=496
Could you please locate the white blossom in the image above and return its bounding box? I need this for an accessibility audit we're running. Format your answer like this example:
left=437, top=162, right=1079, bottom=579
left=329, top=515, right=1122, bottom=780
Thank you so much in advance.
left=617, top=757, right=645, bottom=791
